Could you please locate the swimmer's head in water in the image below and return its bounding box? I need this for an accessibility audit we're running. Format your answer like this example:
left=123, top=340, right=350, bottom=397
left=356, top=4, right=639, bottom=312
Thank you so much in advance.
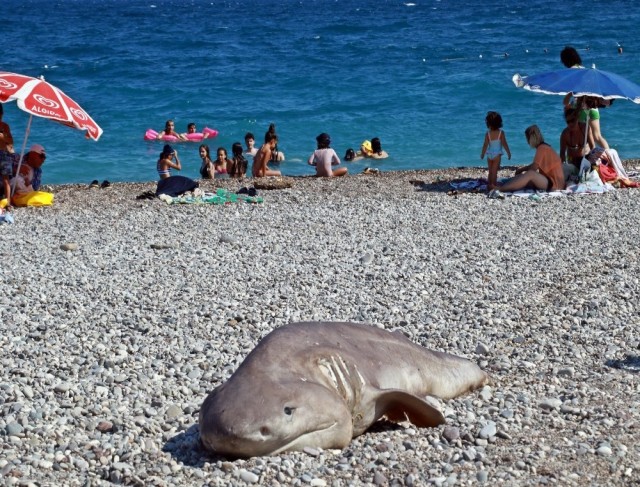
left=344, top=148, right=356, bottom=161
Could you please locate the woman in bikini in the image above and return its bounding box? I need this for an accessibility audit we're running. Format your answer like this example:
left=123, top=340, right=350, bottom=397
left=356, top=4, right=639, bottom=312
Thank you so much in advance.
left=213, top=147, right=231, bottom=176
left=560, top=108, right=591, bottom=169
left=156, top=144, right=181, bottom=180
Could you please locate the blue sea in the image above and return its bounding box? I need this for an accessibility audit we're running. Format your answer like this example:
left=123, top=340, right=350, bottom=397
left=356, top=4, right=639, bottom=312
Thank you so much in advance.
left=3, top=0, right=640, bottom=185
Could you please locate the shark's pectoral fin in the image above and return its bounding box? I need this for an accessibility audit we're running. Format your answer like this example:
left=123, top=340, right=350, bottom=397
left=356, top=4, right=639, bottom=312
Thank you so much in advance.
left=376, top=390, right=446, bottom=428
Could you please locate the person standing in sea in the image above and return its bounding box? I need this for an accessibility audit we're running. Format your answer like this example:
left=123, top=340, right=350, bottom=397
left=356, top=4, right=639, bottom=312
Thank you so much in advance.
left=244, top=132, right=258, bottom=157
left=560, top=46, right=583, bottom=68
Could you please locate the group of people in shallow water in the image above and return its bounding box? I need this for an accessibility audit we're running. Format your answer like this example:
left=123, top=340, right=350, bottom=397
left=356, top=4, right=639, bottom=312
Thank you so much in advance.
left=155, top=121, right=389, bottom=181
left=480, top=46, right=621, bottom=198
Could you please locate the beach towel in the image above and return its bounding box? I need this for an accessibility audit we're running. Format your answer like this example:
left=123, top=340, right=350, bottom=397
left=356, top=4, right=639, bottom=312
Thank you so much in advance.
left=12, top=191, right=54, bottom=207
left=155, top=175, right=198, bottom=197
left=160, top=188, right=263, bottom=205
left=449, top=179, right=489, bottom=192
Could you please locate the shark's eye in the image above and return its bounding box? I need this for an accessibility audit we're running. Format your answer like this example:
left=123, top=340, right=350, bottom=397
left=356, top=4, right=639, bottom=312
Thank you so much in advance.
left=284, top=406, right=294, bottom=415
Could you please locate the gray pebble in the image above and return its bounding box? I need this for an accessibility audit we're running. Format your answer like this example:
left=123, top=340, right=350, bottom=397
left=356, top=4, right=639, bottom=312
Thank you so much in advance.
left=442, top=425, right=460, bottom=442
left=597, top=446, right=613, bottom=456
left=477, top=471, right=488, bottom=483
left=539, top=398, right=562, bottom=410
left=219, top=234, right=238, bottom=244
left=479, top=422, right=496, bottom=439
left=239, top=469, right=259, bottom=483
left=6, top=422, right=23, bottom=436
left=60, top=242, right=79, bottom=251
left=54, top=383, right=72, bottom=393
left=360, top=251, right=374, bottom=265
left=373, top=471, right=388, bottom=485
left=165, top=404, right=182, bottom=419
left=303, top=446, right=320, bottom=457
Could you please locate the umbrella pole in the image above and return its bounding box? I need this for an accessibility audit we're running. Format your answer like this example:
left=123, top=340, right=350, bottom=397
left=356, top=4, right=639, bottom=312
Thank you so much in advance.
left=10, top=114, right=33, bottom=197
left=578, top=99, right=592, bottom=182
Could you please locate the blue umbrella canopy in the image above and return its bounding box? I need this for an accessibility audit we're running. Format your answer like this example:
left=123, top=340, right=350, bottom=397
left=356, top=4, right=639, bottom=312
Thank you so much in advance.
left=512, top=67, right=640, bottom=103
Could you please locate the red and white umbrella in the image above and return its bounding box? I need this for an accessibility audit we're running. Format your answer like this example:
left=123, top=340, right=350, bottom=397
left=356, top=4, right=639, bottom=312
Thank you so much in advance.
left=0, top=71, right=103, bottom=193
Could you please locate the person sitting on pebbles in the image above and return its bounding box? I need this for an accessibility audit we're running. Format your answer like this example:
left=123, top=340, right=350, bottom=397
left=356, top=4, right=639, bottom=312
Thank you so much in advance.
left=157, top=144, right=182, bottom=180
left=489, top=125, right=564, bottom=199
left=22, top=144, right=47, bottom=191
left=252, top=132, right=282, bottom=178
left=308, top=133, right=347, bottom=178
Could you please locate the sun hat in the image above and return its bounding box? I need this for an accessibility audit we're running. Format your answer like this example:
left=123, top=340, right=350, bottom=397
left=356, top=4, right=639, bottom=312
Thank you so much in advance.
left=361, top=140, right=372, bottom=153
left=29, top=143, right=46, bottom=155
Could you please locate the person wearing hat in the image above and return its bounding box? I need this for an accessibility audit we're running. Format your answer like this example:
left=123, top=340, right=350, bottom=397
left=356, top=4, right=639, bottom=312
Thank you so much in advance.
left=22, top=144, right=47, bottom=191
left=308, top=133, right=347, bottom=178
left=358, top=140, right=373, bottom=158
left=9, top=143, right=54, bottom=207
left=157, top=144, right=182, bottom=180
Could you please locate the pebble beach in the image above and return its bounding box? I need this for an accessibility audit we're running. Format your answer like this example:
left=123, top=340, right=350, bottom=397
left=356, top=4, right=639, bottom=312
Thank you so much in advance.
left=1, top=166, right=640, bottom=486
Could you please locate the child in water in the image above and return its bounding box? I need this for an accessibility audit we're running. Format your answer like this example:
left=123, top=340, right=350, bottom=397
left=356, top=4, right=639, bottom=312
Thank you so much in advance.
left=480, top=111, right=511, bottom=191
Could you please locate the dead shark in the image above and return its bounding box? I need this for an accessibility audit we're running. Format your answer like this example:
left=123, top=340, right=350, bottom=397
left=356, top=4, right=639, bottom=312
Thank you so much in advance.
left=199, top=321, right=489, bottom=457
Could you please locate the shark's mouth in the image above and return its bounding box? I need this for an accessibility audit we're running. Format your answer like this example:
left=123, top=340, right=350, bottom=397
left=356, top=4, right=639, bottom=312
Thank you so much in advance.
left=202, top=417, right=342, bottom=457
left=267, top=420, right=342, bottom=455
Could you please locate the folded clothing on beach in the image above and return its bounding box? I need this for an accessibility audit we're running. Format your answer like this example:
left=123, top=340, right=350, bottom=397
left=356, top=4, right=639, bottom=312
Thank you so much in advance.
left=156, top=175, right=199, bottom=197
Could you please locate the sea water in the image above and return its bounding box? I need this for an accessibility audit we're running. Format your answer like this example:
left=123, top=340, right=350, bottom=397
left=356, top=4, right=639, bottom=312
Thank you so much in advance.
left=3, top=0, right=639, bottom=185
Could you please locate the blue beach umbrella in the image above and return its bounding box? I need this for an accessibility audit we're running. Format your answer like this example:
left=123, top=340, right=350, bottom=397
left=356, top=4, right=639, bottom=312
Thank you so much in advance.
left=513, top=67, right=640, bottom=178
left=512, top=66, right=640, bottom=102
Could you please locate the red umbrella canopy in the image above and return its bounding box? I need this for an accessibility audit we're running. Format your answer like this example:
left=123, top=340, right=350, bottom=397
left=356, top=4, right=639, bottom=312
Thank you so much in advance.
left=0, top=71, right=103, bottom=141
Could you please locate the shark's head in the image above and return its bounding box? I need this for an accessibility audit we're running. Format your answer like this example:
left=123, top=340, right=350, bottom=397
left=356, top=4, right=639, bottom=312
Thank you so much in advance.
left=199, top=378, right=353, bottom=457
